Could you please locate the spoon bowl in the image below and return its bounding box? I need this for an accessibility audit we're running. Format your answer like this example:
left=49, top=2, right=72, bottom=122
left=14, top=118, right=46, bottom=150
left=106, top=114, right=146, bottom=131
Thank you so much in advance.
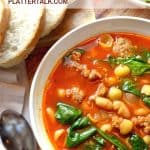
left=0, top=110, right=37, bottom=150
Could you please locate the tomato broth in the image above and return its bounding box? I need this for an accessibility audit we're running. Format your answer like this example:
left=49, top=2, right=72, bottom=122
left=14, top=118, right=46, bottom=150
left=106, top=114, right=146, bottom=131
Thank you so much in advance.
left=43, top=33, right=150, bottom=150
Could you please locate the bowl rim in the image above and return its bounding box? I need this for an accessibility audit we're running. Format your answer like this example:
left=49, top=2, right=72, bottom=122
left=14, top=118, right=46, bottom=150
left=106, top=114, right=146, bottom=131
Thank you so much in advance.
left=29, top=16, right=150, bottom=150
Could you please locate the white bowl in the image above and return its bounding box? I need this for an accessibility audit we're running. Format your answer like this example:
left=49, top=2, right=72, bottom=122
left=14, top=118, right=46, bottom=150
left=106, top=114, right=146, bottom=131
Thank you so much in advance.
left=30, top=16, right=150, bottom=150
left=129, top=0, right=150, bottom=8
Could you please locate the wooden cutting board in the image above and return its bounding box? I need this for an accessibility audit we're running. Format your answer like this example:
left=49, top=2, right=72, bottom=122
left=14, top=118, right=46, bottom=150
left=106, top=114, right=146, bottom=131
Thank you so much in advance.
left=0, top=62, right=28, bottom=116
left=95, top=9, right=150, bottom=19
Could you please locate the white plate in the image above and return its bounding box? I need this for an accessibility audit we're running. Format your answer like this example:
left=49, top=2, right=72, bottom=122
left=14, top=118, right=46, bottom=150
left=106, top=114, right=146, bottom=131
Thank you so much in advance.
left=30, top=16, right=150, bottom=150
left=0, top=145, right=5, bottom=150
left=0, top=139, right=6, bottom=150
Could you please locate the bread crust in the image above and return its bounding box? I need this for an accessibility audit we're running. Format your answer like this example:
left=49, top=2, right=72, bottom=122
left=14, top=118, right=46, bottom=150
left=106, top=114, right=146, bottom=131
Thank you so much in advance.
left=0, top=7, right=45, bottom=68
left=0, top=0, right=10, bottom=46
left=41, top=5, right=66, bottom=38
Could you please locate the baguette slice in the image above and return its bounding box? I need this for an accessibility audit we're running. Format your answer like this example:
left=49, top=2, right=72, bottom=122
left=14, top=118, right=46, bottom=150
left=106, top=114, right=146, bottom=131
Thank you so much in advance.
left=0, top=0, right=10, bottom=45
left=0, top=5, right=44, bottom=68
left=41, top=4, right=67, bottom=38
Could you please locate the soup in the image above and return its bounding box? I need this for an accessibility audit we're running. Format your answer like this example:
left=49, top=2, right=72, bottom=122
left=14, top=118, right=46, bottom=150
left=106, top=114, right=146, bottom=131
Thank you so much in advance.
left=43, top=33, right=150, bottom=150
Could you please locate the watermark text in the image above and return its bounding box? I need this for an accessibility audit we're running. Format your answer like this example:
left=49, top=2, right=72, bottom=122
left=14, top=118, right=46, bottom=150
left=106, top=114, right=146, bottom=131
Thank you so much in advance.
left=8, top=0, right=68, bottom=4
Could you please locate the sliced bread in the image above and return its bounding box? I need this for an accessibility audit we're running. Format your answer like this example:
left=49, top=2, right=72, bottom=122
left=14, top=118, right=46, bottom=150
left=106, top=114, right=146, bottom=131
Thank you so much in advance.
left=0, top=5, right=44, bottom=68
left=0, top=0, right=10, bottom=46
left=41, top=4, right=67, bottom=38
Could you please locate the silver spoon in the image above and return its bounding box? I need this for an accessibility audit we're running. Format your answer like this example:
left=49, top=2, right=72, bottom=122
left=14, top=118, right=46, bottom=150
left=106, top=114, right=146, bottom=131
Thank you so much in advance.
left=0, top=110, right=37, bottom=150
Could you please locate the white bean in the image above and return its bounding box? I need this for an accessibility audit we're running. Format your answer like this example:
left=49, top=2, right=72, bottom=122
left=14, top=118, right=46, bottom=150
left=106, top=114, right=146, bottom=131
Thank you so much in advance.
left=141, top=85, right=150, bottom=96
left=95, top=96, right=113, bottom=110
left=100, top=124, right=112, bottom=132
left=46, top=107, right=55, bottom=123
left=57, top=88, right=66, bottom=97
left=54, top=129, right=65, bottom=141
left=108, top=87, right=122, bottom=100
left=120, top=119, right=133, bottom=135
left=143, top=135, right=150, bottom=145
left=134, top=108, right=149, bottom=116
left=114, top=64, right=130, bottom=77
left=113, top=101, right=131, bottom=118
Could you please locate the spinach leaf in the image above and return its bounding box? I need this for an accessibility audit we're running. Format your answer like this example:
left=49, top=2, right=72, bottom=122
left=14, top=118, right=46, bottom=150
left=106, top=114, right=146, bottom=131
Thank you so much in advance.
left=108, top=56, right=150, bottom=75
left=108, top=56, right=125, bottom=65
left=129, top=134, right=148, bottom=150
left=66, top=126, right=97, bottom=148
left=83, top=137, right=105, bottom=150
left=121, top=79, right=141, bottom=97
left=145, top=0, right=150, bottom=3
left=71, top=117, right=91, bottom=130
left=94, top=137, right=105, bottom=146
left=66, top=117, right=96, bottom=148
left=97, top=129, right=128, bottom=150
left=121, top=79, right=150, bottom=107
left=83, top=144, right=102, bottom=150
left=75, top=49, right=86, bottom=54
left=141, top=51, right=150, bottom=63
left=55, top=102, right=82, bottom=124
left=108, top=55, right=143, bottom=65
left=55, top=103, right=128, bottom=149
left=124, top=60, right=150, bottom=76
left=142, top=96, right=150, bottom=107
left=64, top=48, right=85, bottom=59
